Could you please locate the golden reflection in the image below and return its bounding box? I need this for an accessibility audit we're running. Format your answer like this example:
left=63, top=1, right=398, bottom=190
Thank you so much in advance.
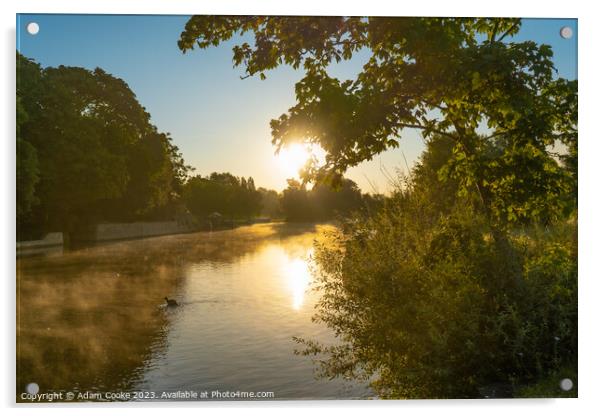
left=282, top=253, right=312, bottom=310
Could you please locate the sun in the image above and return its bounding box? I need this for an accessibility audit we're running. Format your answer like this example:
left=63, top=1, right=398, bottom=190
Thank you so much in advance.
left=276, top=143, right=312, bottom=179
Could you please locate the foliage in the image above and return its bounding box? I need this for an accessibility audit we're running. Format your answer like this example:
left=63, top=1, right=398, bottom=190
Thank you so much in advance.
left=179, top=17, right=577, bottom=397
left=296, top=171, right=576, bottom=398
left=17, top=94, right=39, bottom=221
left=182, top=172, right=262, bottom=221
left=280, top=178, right=365, bottom=222
left=16, top=53, right=190, bottom=238
left=257, top=187, right=283, bottom=219
left=16, top=137, right=39, bottom=222
left=280, top=179, right=313, bottom=222
left=179, top=16, right=577, bottom=229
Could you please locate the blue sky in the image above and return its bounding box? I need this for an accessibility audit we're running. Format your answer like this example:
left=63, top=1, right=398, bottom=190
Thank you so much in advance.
left=16, top=15, right=577, bottom=192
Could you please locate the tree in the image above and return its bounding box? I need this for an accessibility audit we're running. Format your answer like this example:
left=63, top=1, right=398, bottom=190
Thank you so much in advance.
left=257, top=187, right=282, bottom=218
left=113, top=131, right=181, bottom=221
left=280, top=179, right=314, bottom=222
left=280, top=177, right=365, bottom=222
left=178, top=17, right=577, bottom=228
left=182, top=172, right=262, bottom=222
left=178, top=17, right=578, bottom=398
left=241, top=176, right=262, bottom=217
left=308, top=178, right=363, bottom=220
left=17, top=53, right=190, bottom=237
left=16, top=93, right=39, bottom=223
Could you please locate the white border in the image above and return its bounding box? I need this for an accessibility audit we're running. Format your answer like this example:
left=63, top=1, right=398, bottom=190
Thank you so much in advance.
left=2, top=1, right=600, bottom=416
left=3, top=0, right=582, bottom=17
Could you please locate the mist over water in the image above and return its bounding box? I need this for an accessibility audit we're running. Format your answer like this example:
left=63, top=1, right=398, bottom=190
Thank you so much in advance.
left=17, top=223, right=371, bottom=401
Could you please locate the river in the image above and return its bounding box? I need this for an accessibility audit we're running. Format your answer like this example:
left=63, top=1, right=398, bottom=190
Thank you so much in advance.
left=16, top=223, right=372, bottom=401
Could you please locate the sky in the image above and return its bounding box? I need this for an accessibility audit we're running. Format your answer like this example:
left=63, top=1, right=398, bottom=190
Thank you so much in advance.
left=16, top=15, right=577, bottom=193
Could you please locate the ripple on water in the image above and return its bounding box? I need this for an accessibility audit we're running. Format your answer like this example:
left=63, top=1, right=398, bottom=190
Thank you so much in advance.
left=17, top=224, right=372, bottom=400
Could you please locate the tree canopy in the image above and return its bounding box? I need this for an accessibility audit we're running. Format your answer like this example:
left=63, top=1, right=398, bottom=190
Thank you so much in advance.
left=17, top=53, right=190, bottom=239
left=179, top=17, right=577, bottom=228
left=280, top=177, right=366, bottom=222
left=182, top=172, right=262, bottom=221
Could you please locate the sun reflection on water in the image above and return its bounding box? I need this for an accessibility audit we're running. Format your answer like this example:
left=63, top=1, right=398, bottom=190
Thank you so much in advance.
left=282, top=253, right=312, bottom=310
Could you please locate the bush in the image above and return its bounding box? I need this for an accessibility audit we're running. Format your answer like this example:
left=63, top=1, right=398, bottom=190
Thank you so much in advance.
left=297, top=187, right=577, bottom=398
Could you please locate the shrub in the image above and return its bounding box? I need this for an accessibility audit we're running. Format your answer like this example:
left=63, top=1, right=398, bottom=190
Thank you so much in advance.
left=297, top=189, right=577, bottom=398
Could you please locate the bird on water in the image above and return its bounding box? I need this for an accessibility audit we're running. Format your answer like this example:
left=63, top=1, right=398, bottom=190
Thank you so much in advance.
left=164, top=297, right=179, bottom=307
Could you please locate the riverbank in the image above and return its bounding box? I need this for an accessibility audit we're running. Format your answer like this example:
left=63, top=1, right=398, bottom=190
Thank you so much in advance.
left=17, top=218, right=279, bottom=256
left=16, top=233, right=64, bottom=257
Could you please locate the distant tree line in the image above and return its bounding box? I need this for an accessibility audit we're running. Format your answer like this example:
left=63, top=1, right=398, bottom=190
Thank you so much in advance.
left=182, top=173, right=262, bottom=221
left=280, top=178, right=381, bottom=222
left=181, top=172, right=378, bottom=224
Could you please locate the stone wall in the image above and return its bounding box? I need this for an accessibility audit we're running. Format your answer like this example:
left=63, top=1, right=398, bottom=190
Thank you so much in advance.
left=94, top=221, right=195, bottom=242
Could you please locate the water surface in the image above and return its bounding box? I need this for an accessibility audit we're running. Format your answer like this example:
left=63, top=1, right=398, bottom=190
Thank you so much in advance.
left=17, top=223, right=371, bottom=401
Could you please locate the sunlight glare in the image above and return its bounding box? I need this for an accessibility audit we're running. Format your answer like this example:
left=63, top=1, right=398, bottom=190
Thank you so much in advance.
left=277, top=143, right=310, bottom=179
left=283, top=257, right=312, bottom=310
